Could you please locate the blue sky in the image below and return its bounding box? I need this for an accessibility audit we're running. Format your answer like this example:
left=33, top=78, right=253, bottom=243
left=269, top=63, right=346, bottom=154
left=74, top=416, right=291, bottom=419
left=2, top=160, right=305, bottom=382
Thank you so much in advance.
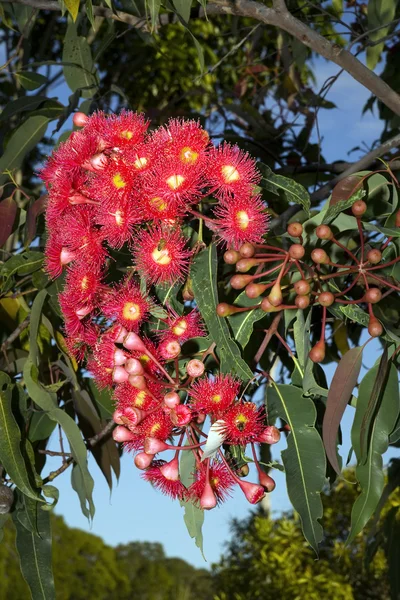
left=39, top=57, right=398, bottom=568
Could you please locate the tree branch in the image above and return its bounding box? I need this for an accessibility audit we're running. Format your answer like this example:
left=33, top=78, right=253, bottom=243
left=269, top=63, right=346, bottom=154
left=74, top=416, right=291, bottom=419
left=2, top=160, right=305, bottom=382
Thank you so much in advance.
left=7, top=0, right=400, bottom=117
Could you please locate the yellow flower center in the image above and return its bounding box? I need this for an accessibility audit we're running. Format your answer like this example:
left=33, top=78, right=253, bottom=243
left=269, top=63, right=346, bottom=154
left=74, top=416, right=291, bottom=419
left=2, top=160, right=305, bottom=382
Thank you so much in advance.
left=149, top=197, right=167, bottom=212
left=212, top=394, right=221, bottom=404
left=221, top=165, right=240, bottom=183
left=122, top=302, right=141, bottom=321
left=134, top=156, right=148, bottom=169
left=235, top=413, right=248, bottom=427
left=121, top=130, right=134, bottom=140
left=112, top=173, right=126, bottom=189
left=172, top=320, right=187, bottom=336
left=180, top=146, right=198, bottom=165
left=150, top=423, right=161, bottom=435
left=81, top=276, right=89, bottom=290
left=139, top=354, right=150, bottom=365
left=151, top=247, right=172, bottom=266
left=133, top=391, right=147, bottom=408
left=236, top=210, right=250, bottom=230
left=166, top=174, right=185, bottom=190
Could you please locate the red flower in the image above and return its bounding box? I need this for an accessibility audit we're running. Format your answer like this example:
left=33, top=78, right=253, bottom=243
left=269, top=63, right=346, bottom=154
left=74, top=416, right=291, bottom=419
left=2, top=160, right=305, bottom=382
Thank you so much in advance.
left=113, top=383, right=158, bottom=412
left=188, top=374, right=240, bottom=418
left=44, top=235, right=76, bottom=279
left=206, top=142, right=261, bottom=198
left=61, top=206, right=107, bottom=271
left=188, top=461, right=234, bottom=506
left=136, top=409, right=173, bottom=441
left=102, top=278, right=150, bottom=331
left=133, top=226, right=191, bottom=285
left=86, top=110, right=149, bottom=151
left=142, top=457, right=187, bottom=500
left=86, top=159, right=136, bottom=207
left=151, top=118, right=210, bottom=166
left=213, top=193, right=268, bottom=248
left=157, top=309, right=205, bottom=343
left=221, top=402, right=265, bottom=445
left=63, top=262, right=103, bottom=308
left=95, top=195, right=141, bottom=248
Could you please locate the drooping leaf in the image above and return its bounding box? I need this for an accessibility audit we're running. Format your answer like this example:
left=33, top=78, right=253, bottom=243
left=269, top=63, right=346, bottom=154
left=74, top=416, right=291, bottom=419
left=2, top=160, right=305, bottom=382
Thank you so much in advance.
left=359, top=347, right=391, bottom=462
left=191, top=245, right=253, bottom=381
left=172, top=0, right=192, bottom=22
left=179, top=438, right=205, bottom=558
left=0, top=251, right=44, bottom=287
left=347, top=363, right=400, bottom=545
left=366, top=0, right=398, bottom=70
left=13, top=503, right=55, bottom=600
left=62, top=21, right=97, bottom=98
left=0, top=196, right=17, bottom=247
left=28, top=411, right=57, bottom=443
left=15, top=71, right=48, bottom=91
left=0, top=373, right=41, bottom=501
left=0, top=116, right=49, bottom=186
left=322, top=187, right=365, bottom=224
left=148, top=0, right=161, bottom=29
left=258, top=163, right=310, bottom=216
left=25, top=195, right=47, bottom=246
left=0, top=95, right=50, bottom=122
left=266, top=383, right=326, bottom=553
left=229, top=291, right=265, bottom=350
left=322, top=346, right=363, bottom=474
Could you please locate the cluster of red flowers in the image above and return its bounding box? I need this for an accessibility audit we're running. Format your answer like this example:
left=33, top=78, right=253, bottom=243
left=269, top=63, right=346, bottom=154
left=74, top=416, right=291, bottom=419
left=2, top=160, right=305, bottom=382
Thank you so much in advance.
left=42, top=111, right=274, bottom=509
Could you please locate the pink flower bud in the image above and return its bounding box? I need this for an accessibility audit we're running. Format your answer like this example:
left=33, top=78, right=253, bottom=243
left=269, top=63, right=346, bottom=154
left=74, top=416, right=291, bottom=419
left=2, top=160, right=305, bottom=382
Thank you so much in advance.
left=73, top=112, right=89, bottom=127
left=113, top=325, right=128, bottom=344
left=114, top=348, right=127, bottom=366
left=112, top=366, right=129, bottom=384
left=186, top=359, right=205, bottom=378
left=163, top=392, right=180, bottom=409
left=75, top=305, right=92, bottom=319
left=160, top=457, right=180, bottom=481
left=60, top=248, right=76, bottom=266
left=258, top=471, right=276, bottom=492
left=125, top=358, right=144, bottom=376
left=113, top=426, right=136, bottom=442
left=170, top=405, right=192, bottom=427
left=144, top=437, right=169, bottom=454
left=200, top=481, right=217, bottom=510
left=134, top=452, right=155, bottom=470
left=90, top=153, right=108, bottom=171
left=159, top=339, right=181, bottom=360
left=237, top=479, right=265, bottom=504
left=113, top=409, right=125, bottom=425
left=117, top=407, right=141, bottom=430
left=69, top=192, right=92, bottom=205
left=123, top=332, right=147, bottom=352
left=128, top=374, right=147, bottom=390
left=256, top=425, right=281, bottom=445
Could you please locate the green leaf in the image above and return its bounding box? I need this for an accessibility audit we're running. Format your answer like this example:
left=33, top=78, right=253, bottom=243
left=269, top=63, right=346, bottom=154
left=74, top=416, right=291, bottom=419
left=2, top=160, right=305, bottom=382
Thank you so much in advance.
left=172, top=0, right=192, bottom=22
left=266, top=383, right=326, bottom=553
left=85, top=0, right=95, bottom=28
left=322, top=188, right=365, bottom=224
left=62, top=21, right=97, bottom=98
left=258, top=163, right=310, bottom=216
left=0, top=374, right=41, bottom=501
left=15, top=71, right=48, bottom=91
left=228, top=291, right=265, bottom=349
left=29, top=412, right=57, bottom=443
left=71, top=463, right=94, bottom=520
left=29, top=289, right=48, bottom=366
left=41, top=485, right=59, bottom=511
left=64, top=0, right=80, bottom=21
left=359, top=347, right=391, bottom=462
left=85, top=378, right=114, bottom=419
left=13, top=503, right=55, bottom=600
left=332, top=0, right=343, bottom=15
left=347, top=363, right=400, bottom=545
left=0, top=513, right=9, bottom=542
left=322, top=346, right=363, bottom=474
left=0, top=96, right=50, bottom=122
left=179, top=439, right=205, bottom=558
left=148, top=0, right=161, bottom=30
left=366, top=0, right=398, bottom=69
left=0, top=251, right=43, bottom=285
left=191, top=245, right=253, bottom=381
left=0, top=116, right=49, bottom=186
left=23, top=360, right=95, bottom=519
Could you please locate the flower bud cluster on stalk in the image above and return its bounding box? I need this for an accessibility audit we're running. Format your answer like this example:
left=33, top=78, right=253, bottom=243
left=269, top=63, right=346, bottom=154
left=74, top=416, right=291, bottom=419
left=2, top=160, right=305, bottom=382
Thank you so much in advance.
left=219, top=202, right=400, bottom=362
left=42, top=111, right=277, bottom=509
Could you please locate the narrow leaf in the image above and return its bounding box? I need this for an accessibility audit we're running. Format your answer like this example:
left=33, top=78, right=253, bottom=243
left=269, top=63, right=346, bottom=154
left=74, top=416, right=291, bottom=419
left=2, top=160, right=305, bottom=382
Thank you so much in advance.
left=0, top=116, right=49, bottom=186
left=179, top=439, right=205, bottom=558
left=229, top=291, right=265, bottom=349
left=64, top=0, right=80, bottom=21
left=267, top=383, right=326, bottom=553
left=347, top=363, right=399, bottom=545
left=62, top=21, right=97, bottom=98
left=191, top=245, right=253, bottom=381
left=0, top=374, right=41, bottom=501
left=13, top=504, right=55, bottom=600
left=322, top=346, right=363, bottom=474
left=15, top=71, right=48, bottom=91
left=258, top=163, right=310, bottom=216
